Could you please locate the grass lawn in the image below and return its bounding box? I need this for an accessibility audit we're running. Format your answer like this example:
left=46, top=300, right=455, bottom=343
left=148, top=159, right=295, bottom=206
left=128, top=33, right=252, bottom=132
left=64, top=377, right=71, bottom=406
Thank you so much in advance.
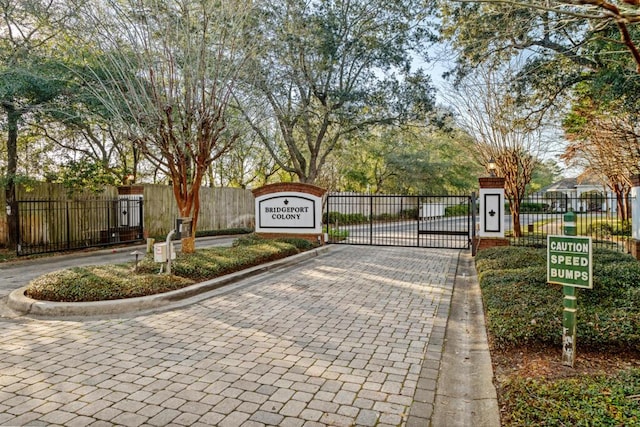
left=476, top=246, right=640, bottom=426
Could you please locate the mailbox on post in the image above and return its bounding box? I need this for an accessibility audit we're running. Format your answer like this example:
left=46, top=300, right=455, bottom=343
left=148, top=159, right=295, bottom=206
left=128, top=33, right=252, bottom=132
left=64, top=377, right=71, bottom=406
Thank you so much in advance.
left=175, top=217, right=192, bottom=240
left=153, top=242, right=176, bottom=263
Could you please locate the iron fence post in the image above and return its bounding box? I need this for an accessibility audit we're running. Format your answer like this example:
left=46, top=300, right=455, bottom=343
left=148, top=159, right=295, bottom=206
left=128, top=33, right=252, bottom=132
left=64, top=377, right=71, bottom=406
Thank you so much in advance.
left=369, top=195, right=373, bottom=246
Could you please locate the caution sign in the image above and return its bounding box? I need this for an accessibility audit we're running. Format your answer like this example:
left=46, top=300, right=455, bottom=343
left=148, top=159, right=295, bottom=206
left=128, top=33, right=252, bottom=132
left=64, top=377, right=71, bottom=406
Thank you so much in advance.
left=547, top=235, right=593, bottom=289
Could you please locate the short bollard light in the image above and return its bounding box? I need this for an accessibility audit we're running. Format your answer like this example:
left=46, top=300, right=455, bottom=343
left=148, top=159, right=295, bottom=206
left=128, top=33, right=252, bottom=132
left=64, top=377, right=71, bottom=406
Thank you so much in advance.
left=131, top=250, right=144, bottom=272
left=563, top=209, right=577, bottom=236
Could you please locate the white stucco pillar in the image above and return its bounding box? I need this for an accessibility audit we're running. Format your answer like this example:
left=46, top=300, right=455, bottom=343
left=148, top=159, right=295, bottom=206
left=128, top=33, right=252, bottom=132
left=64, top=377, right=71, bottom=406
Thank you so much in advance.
left=473, top=177, right=509, bottom=255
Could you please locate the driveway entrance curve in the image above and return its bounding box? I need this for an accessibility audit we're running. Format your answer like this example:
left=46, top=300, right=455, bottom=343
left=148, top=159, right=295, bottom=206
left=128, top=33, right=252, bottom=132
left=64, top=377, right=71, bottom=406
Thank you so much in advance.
left=0, top=245, right=458, bottom=427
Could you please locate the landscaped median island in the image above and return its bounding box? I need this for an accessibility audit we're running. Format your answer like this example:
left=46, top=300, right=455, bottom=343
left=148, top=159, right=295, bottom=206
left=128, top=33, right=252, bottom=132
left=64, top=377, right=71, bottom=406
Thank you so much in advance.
left=476, top=246, right=640, bottom=425
left=24, top=235, right=317, bottom=302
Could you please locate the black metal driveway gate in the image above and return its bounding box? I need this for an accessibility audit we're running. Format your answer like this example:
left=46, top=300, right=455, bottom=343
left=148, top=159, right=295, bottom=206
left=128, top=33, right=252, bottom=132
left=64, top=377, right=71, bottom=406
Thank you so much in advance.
left=15, top=196, right=144, bottom=256
left=325, top=193, right=476, bottom=249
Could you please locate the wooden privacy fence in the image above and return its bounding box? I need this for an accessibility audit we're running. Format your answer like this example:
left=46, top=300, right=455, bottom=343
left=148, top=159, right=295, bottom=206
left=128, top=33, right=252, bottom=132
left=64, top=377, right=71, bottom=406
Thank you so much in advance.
left=0, top=183, right=256, bottom=248
left=141, top=184, right=255, bottom=237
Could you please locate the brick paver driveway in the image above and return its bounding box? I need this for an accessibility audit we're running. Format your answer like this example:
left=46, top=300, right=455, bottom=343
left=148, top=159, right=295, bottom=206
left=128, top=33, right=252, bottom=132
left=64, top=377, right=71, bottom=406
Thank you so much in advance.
left=0, top=245, right=458, bottom=427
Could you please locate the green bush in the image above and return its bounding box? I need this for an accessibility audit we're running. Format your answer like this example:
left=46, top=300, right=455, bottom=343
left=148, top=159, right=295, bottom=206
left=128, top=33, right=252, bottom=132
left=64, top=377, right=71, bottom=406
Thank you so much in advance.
left=26, top=264, right=194, bottom=302
left=195, top=227, right=253, bottom=237
left=399, top=208, right=419, bottom=219
left=444, top=204, right=468, bottom=217
left=477, top=246, right=640, bottom=351
left=323, top=211, right=368, bottom=225
left=26, top=237, right=307, bottom=302
left=502, top=369, right=640, bottom=426
left=475, top=246, right=546, bottom=272
left=324, top=227, right=349, bottom=241
left=274, top=237, right=317, bottom=250
left=588, top=220, right=632, bottom=237
left=519, top=202, right=548, bottom=213
left=374, top=213, right=398, bottom=221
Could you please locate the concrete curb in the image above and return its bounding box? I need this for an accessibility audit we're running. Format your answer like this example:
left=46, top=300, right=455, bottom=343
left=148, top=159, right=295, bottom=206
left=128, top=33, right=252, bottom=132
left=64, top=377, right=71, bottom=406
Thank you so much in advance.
left=431, top=250, right=501, bottom=426
left=7, top=246, right=331, bottom=318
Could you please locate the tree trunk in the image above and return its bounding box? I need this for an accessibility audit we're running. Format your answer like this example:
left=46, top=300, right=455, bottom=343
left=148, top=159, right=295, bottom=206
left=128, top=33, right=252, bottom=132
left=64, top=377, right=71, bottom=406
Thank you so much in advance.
left=5, top=105, right=19, bottom=250
left=510, top=198, right=522, bottom=238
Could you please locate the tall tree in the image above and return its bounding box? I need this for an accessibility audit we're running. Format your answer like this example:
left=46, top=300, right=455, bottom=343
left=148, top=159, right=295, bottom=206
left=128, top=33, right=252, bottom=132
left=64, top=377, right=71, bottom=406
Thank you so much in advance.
left=563, top=94, right=640, bottom=219
left=444, top=63, right=544, bottom=236
left=335, top=123, right=481, bottom=194
left=0, top=0, right=77, bottom=248
left=445, top=0, right=640, bottom=71
left=79, top=0, right=259, bottom=251
left=439, top=1, right=640, bottom=115
left=239, top=0, right=437, bottom=184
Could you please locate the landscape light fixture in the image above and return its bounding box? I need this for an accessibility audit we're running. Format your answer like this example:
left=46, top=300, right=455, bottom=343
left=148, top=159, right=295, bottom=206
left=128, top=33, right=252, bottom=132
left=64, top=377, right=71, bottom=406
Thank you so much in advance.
left=488, top=157, right=497, bottom=177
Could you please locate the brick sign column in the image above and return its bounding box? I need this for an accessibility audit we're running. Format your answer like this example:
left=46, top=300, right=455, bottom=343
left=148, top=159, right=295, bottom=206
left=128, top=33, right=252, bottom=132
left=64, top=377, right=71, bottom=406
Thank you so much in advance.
left=473, top=177, right=509, bottom=254
left=252, top=183, right=327, bottom=244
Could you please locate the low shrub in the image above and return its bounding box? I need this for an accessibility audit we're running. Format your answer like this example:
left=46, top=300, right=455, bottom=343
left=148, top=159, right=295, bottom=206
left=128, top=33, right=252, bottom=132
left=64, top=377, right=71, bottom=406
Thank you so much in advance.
left=588, top=220, right=632, bottom=237
left=26, top=237, right=307, bottom=302
left=444, top=204, right=468, bottom=217
left=374, top=213, right=398, bottom=221
left=501, top=369, right=640, bottom=426
left=475, top=246, right=546, bottom=272
left=399, top=208, right=419, bottom=219
left=323, top=211, right=368, bottom=225
left=324, top=227, right=349, bottom=241
left=26, top=265, right=194, bottom=302
left=477, top=246, right=640, bottom=351
left=195, top=227, right=254, bottom=237
left=519, top=202, right=548, bottom=213
left=274, top=237, right=317, bottom=250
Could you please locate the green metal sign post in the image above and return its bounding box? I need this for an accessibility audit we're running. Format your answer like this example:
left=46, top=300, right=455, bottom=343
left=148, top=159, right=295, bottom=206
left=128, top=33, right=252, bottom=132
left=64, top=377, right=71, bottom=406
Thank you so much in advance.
left=547, top=211, right=592, bottom=367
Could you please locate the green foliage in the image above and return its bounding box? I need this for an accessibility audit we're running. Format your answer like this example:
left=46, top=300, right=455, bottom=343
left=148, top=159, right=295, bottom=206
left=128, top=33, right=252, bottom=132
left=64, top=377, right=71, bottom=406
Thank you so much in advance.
left=194, top=228, right=254, bottom=238
left=335, top=125, right=482, bottom=194
left=519, top=202, right=548, bottom=213
left=477, top=246, right=640, bottom=351
left=587, top=220, right=631, bottom=238
left=444, top=204, right=468, bottom=217
left=274, top=237, right=317, bottom=250
left=26, top=264, right=194, bottom=302
left=502, top=370, right=640, bottom=426
left=25, top=238, right=307, bottom=302
left=323, top=226, right=349, bottom=241
left=55, top=158, right=121, bottom=194
left=475, top=246, right=546, bottom=272
left=323, top=211, right=369, bottom=225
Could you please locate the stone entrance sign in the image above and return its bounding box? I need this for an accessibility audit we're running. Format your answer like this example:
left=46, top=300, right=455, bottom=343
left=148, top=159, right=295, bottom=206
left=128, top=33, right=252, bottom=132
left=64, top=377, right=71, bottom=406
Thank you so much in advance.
left=253, top=183, right=326, bottom=243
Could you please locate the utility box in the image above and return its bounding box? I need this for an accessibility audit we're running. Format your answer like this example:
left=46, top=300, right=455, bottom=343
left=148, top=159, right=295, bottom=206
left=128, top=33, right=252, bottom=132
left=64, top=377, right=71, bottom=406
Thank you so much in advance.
left=176, top=217, right=192, bottom=239
left=153, top=242, right=176, bottom=263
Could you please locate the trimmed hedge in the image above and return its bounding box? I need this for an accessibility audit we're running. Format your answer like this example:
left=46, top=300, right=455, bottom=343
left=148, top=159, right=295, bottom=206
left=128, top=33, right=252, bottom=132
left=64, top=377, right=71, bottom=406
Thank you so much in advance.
left=25, top=235, right=314, bottom=302
left=476, top=246, right=640, bottom=351
left=502, top=369, right=640, bottom=426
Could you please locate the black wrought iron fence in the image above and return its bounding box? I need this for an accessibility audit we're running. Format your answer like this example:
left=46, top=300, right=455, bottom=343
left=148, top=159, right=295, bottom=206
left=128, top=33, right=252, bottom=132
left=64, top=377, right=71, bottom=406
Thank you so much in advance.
left=16, top=196, right=144, bottom=256
left=509, top=192, right=631, bottom=252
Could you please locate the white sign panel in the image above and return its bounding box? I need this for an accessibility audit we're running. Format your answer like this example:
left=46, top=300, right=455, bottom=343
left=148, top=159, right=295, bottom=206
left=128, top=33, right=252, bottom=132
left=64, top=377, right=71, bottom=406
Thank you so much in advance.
left=255, top=193, right=322, bottom=233
left=484, top=194, right=501, bottom=232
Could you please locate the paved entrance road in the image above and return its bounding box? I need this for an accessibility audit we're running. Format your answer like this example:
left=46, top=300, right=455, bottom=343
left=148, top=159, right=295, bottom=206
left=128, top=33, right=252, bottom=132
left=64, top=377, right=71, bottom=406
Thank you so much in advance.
left=0, top=245, right=458, bottom=426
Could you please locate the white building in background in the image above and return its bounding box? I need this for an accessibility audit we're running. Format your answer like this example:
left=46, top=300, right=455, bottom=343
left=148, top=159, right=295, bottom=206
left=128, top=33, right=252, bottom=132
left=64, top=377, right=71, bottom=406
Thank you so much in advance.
left=529, top=177, right=616, bottom=213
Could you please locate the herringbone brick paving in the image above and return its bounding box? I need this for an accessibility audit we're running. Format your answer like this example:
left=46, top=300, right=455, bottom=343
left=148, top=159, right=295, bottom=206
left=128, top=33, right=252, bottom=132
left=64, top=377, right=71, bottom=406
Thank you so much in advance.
left=0, top=246, right=457, bottom=426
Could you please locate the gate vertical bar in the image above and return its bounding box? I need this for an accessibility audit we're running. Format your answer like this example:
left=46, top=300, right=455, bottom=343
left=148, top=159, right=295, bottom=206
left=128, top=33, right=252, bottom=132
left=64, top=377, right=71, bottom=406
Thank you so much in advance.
left=417, top=196, right=421, bottom=247
left=66, top=201, right=71, bottom=250
left=369, top=195, right=373, bottom=246
left=14, top=201, right=20, bottom=256
left=138, top=196, right=144, bottom=239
